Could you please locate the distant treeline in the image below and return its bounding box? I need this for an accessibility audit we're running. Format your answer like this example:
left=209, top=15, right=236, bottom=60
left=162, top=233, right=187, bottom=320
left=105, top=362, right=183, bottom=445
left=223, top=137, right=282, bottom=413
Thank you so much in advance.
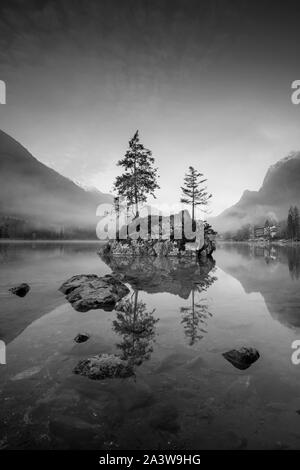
left=286, top=206, right=300, bottom=240
left=0, top=215, right=97, bottom=240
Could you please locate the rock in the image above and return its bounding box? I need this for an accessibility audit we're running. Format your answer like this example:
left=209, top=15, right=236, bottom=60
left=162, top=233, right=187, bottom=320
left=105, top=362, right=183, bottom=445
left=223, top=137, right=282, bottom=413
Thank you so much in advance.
left=153, top=241, right=165, bottom=257
left=74, top=333, right=90, bottom=343
left=99, top=242, right=112, bottom=256
left=9, top=283, right=30, bottom=297
left=222, top=347, right=260, bottom=370
left=59, top=274, right=130, bottom=312
left=73, top=353, right=134, bottom=380
left=11, top=366, right=42, bottom=381
left=59, top=274, right=98, bottom=295
left=99, top=235, right=215, bottom=259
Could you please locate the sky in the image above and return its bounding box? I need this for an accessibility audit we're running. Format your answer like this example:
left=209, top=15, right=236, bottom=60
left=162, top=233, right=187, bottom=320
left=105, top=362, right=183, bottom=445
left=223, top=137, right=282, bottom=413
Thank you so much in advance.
left=1, top=0, right=300, bottom=215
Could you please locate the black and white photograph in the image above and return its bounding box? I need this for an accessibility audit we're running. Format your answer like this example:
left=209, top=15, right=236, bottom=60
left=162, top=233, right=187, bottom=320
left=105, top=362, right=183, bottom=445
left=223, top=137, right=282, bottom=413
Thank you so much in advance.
left=1, top=0, right=300, bottom=463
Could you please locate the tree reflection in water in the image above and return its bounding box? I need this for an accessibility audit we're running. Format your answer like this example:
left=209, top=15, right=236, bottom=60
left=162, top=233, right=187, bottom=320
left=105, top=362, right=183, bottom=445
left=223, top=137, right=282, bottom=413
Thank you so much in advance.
left=180, top=266, right=217, bottom=346
left=180, top=269, right=216, bottom=346
left=181, top=291, right=211, bottom=346
left=100, top=252, right=217, bottom=351
left=99, top=252, right=217, bottom=299
left=286, top=247, right=300, bottom=280
left=113, top=291, right=159, bottom=367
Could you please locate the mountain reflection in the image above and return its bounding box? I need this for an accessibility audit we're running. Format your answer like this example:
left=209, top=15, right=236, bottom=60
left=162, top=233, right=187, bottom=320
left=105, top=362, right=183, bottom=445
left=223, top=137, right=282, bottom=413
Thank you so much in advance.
left=249, top=244, right=300, bottom=280
left=113, top=291, right=159, bottom=367
left=218, top=243, right=300, bottom=329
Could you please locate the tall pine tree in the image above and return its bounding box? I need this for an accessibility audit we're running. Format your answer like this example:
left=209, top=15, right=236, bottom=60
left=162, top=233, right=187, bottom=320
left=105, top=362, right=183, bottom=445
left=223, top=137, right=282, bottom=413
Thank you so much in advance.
left=287, top=205, right=300, bottom=240
left=113, top=131, right=159, bottom=218
left=294, top=206, right=300, bottom=240
left=287, top=207, right=294, bottom=239
left=180, top=166, right=212, bottom=221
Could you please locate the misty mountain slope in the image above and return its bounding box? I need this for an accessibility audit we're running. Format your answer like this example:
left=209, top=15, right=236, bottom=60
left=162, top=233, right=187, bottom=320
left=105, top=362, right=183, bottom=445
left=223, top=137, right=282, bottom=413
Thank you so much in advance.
left=210, top=152, right=300, bottom=232
left=0, top=130, right=113, bottom=228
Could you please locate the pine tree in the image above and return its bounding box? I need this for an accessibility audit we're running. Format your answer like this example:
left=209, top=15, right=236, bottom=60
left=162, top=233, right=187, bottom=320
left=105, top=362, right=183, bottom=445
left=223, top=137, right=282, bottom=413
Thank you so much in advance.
left=294, top=206, right=300, bottom=240
left=180, top=166, right=212, bottom=221
left=287, top=206, right=295, bottom=240
left=113, top=131, right=159, bottom=218
left=204, top=221, right=217, bottom=236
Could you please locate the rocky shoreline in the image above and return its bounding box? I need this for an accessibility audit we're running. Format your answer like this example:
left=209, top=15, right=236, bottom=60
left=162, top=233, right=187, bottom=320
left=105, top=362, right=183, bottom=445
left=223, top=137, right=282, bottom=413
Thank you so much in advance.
left=99, top=237, right=216, bottom=259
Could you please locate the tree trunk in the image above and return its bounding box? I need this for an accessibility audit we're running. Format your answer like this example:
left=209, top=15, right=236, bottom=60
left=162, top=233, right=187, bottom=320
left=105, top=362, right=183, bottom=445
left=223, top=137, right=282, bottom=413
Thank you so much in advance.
left=132, top=290, right=138, bottom=351
left=132, top=155, right=139, bottom=219
left=192, top=187, right=195, bottom=222
left=134, top=290, right=138, bottom=315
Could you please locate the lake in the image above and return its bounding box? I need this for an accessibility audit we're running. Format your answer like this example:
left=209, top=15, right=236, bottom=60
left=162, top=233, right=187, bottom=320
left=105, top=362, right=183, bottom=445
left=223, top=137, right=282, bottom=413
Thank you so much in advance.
left=1, top=241, right=300, bottom=450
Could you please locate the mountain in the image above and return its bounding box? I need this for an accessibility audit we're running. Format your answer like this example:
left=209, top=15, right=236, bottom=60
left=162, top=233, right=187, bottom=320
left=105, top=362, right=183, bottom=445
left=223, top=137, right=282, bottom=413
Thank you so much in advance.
left=210, top=152, right=300, bottom=232
left=0, top=129, right=113, bottom=235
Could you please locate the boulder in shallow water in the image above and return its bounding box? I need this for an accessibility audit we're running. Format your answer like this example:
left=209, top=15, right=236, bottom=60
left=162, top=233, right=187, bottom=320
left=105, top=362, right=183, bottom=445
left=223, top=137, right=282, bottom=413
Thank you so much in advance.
left=9, top=283, right=30, bottom=297
left=73, top=353, right=134, bottom=380
left=74, top=333, right=90, bottom=343
left=223, top=347, right=260, bottom=370
left=59, top=274, right=99, bottom=295
left=59, top=274, right=130, bottom=312
left=11, top=365, right=42, bottom=381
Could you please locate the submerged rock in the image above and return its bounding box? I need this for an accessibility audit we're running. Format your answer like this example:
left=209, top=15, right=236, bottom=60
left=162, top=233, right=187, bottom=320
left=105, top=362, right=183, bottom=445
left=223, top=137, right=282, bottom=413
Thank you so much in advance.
left=74, top=333, right=90, bottom=343
left=73, top=353, right=134, bottom=380
left=223, top=347, right=260, bottom=370
left=59, top=274, right=130, bottom=312
left=9, top=283, right=30, bottom=297
left=11, top=365, right=42, bottom=381
left=59, top=274, right=98, bottom=295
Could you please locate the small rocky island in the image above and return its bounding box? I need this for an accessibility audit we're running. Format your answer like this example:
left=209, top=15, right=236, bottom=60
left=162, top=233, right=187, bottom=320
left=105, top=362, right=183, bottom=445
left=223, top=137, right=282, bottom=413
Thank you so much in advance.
left=100, top=236, right=215, bottom=259
left=98, top=211, right=216, bottom=260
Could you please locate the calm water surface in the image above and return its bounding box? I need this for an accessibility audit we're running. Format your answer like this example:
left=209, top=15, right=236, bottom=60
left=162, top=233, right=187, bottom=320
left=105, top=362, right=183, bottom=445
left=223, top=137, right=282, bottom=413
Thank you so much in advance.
left=1, top=241, right=300, bottom=450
